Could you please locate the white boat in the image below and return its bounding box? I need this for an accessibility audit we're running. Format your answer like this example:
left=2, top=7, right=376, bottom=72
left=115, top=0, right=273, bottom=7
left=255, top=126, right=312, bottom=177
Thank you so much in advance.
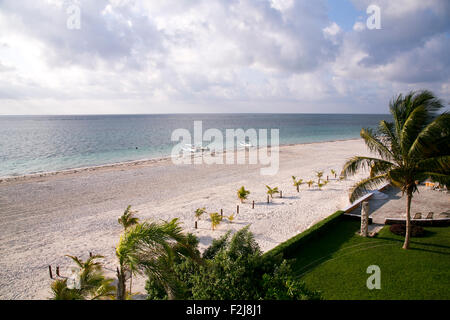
left=182, top=145, right=197, bottom=153
left=197, top=145, right=210, bottom=151
left=239, top=141, right=253, bottom=148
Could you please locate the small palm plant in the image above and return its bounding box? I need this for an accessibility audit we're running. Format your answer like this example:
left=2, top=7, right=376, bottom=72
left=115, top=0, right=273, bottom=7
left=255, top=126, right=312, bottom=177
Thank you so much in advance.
left=195, top=208, right=206, bottom=222
left=50, top=255, right=115, bottom=300
left=116, top=219, right=200, bottom=300
left=237, top=186, right=250, bottom=203
left=317, top=182, right=325, bottom=190
left=292, top=176, right=303, bottom=192
left=306, top=180, right=314, bottom=189
left=316, top=171, right=324, bottom=184
left=331, top=169, right=337, bottom=178
left=210, top=212, right=222, bottom=231
left=118, top=205, right=139, bottom=231
left=266, top=185, right=279, bottom=201
left=227, top=213, right=236, bottom=223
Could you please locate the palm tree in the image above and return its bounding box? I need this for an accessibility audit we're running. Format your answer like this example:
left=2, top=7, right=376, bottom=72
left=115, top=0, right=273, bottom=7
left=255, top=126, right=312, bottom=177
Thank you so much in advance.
left=118, top=205, right=139, bottom=231
left=116, top=219, right=199, bottom=300
left=195, top=208, right=206, bottom=221
left=331, top=169, right=337, bottom=178
left=315, top=171, right=324, bottom=184
left=227, top=213, right=235, bottom=223
left=210, top=212, right=222, bottom=231
left=292, top=176, right=303, bottom=192
left=341, top=90, right=449, bottom=249
left=50, top=279, right=84, bottom=300
left=50, top=255, right=115, bottom=300
left=266, top=185, right=279, bottom=200
left=306, top=180, right=314, bottom=189
left=317, top=182, right=325, bottom=190
left=237, top=186, right=250, bottom=203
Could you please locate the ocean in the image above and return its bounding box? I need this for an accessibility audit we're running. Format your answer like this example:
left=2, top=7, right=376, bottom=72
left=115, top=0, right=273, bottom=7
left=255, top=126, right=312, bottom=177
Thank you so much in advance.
left=0, top=114, right=391, bottom=177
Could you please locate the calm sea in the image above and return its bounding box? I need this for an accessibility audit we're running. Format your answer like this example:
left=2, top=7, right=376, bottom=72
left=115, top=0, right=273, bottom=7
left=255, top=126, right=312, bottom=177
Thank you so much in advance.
left=0, top=114, right=391, bottom=177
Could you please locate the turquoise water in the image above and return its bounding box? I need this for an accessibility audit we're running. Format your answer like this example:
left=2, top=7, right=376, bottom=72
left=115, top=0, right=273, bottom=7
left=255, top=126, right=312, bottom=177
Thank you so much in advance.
left=0, top=114, right=391, bottom=177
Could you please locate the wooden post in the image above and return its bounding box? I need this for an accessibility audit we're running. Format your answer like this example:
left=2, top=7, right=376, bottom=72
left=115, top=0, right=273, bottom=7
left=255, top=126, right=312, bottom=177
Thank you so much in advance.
left=237, top=205, right=239, bottom=214
left=280, top=190, right=282, bottom=198
left=56, top=266, right=60, bottom=277
left=361, top=201, right=369, bottom=237
left=89, top=252, right=92, bottom=257
left=267, top=195, right=270, bottom=203
left=49, top=265, right=53, bottom=279
left=252, top=200, right=255, bottom=209
left=195, top=221, right=198, bottom=229
left=220, top=209, right=223, bottom=218
left=327, top=176, right=329, bottom=181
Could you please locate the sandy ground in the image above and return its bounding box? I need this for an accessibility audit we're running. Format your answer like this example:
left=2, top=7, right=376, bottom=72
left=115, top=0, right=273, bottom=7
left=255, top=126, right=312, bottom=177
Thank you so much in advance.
left=0, top=139, right=372, bottom=300
left=349, top=185, right=450, bottom=224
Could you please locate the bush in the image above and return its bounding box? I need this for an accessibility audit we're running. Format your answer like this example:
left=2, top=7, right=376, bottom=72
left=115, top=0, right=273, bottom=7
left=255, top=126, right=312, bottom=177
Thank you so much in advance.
left=190, top=227, right=320, bottom=300
left=145, top=227, right=321, bottom=300
left=145, top=232, right=201, bottom=300
left=390, top=224, right=425, bottom=237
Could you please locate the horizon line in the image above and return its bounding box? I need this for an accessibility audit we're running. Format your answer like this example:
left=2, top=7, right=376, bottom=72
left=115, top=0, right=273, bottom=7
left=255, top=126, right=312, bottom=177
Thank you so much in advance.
left=0, top=112, right=392, bottom=116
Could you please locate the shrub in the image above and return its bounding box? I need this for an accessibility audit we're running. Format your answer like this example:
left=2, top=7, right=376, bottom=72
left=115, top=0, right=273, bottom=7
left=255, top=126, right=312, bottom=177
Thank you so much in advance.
left=145, top=227, right=321, bottom=300
left=190, top=227, right=320, bottom=300
left=237, top=186, right=250, bottom=203
left=390, top=224, right=425, bottom=237
left=195, top=208, right=206, bottom=221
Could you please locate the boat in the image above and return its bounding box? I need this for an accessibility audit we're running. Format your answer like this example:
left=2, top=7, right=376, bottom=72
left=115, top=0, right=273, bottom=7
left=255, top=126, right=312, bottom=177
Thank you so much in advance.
left=239, top=141, right=253, bottom=148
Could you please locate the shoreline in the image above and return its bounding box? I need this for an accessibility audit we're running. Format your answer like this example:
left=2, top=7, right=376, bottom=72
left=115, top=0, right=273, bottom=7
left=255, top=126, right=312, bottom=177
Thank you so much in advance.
left=0, top=137, right=360, bottom=183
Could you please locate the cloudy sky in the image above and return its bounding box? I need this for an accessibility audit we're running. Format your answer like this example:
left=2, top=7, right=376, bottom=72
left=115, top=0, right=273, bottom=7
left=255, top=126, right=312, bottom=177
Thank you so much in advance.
left=0, top=0, right=449, bottom=115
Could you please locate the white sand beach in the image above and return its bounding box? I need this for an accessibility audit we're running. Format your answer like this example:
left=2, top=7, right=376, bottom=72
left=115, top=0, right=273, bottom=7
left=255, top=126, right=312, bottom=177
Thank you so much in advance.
left=0, top=139, right=372, bottom=299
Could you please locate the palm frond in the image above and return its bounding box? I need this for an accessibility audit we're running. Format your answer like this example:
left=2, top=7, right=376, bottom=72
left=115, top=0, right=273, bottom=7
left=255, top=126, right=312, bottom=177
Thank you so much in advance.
left=50, top=279, right=84, bottom=300
left=360, top=128, right=395, bottom=161
left=116, top=219, right=200, bottom=299
left=378, top=120, right=400, bottom=159
left=400, top=105, right=429, bottom=156
left=349, top=174, right=388, bottom=203
left=408, top=112, right=450, bottom=159
left=416, top=155, right=450, bottom=173
left=341, top=156, right=394, bottom=178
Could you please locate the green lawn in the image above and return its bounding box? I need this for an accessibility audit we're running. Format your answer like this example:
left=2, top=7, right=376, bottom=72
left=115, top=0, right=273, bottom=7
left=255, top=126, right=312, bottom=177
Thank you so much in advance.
left=290, top=219, right=450, bottom=299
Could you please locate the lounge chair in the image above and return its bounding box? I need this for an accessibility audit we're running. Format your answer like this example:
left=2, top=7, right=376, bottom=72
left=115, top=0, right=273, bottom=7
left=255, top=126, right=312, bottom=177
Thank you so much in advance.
left=439, top=212, right=450, bottom=218
left=413, top=212, right=422, bottom=219
left=425, top=212, right=434, bottom=219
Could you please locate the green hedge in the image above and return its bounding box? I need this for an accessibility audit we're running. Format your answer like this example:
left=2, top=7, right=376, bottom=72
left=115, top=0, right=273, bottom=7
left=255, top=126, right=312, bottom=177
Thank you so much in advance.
left=263, top=210, right=345, bottom=260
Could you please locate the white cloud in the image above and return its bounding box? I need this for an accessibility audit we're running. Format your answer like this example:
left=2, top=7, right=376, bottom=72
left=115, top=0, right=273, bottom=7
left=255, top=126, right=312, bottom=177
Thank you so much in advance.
left=353, top=21, right=365, bottom=31
left=323, top=22, right=341, bottom=36
left=0, top=0, right=448, bottom=114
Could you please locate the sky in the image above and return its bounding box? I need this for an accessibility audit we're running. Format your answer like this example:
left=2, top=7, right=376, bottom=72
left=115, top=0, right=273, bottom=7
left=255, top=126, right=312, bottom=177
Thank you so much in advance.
left=0, top=0, right=449, bottom=115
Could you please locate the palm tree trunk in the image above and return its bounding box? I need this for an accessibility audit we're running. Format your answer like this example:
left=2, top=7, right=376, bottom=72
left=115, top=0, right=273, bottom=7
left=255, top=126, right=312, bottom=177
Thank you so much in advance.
left=296, top=185, right=299, bottom=192
left=163, top=283, right=175, bottom=300
left=129, top=273, right=132, bottom=295
left=116, top=266, right=126, bottom=300
left=402, top=192, right=412, bottom=250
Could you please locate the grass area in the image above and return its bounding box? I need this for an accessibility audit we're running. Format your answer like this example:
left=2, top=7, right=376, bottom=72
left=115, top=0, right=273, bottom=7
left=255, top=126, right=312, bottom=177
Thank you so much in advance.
left=290, top=219, right=450, bottom=299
